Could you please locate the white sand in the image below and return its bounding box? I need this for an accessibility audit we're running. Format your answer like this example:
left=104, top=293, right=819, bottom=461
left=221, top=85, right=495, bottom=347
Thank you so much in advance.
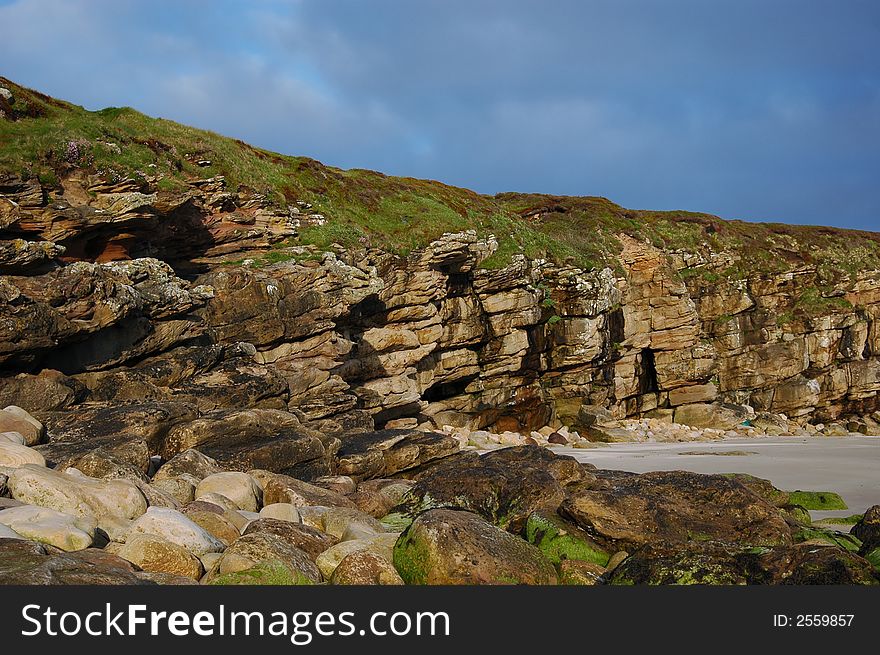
left=556, top=435, right=880, bottom=520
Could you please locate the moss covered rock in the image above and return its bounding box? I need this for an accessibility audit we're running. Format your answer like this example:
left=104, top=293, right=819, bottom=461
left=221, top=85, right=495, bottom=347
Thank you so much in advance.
left=525, top=510, right=609, bottom=566
left=722, top=473, right=789, bottom=507
left=787, top=490, right=848, bottom=511
left=608, top=541, right=879, bottom=585
left=210, top=559, right=314, bottom=585
left=214, top=532, right=322, bottom=583
left=793, top=526, right=862, bottom=553
left=852, top=505, right=880, bottom=554
left=393, top=509, right=557, bottom=585
left=608, top=541, right=754, bottom=585
left=395, top=446, right=583, bottom=533
left=864, top=548, right=880, bottom=571
left=379, top=512, right=412, bottom=532
left=242, top=518, right=338, bottom=562
left=780, top=504, right=812, bottom=526
left=562, top=470, right=793, bottom=551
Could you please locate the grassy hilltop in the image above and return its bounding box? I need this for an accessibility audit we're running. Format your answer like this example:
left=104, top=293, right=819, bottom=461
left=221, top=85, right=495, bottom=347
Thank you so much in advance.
left=2, top=76, right=879, bottom=275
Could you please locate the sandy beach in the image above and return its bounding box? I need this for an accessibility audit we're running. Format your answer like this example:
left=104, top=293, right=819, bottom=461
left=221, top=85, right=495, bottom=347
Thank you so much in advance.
left=558, top=435, right=880, bottom=520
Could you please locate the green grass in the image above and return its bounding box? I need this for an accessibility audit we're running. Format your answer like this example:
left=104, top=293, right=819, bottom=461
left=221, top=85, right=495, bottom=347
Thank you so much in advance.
left=3, top=75, right=880, bottom=276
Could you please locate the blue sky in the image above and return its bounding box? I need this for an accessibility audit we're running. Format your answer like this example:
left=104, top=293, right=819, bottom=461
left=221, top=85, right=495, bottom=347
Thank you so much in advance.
left=1, top=0, right=878, bottom=231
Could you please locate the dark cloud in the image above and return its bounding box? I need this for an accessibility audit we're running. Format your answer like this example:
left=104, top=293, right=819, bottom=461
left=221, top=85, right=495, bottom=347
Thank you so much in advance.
left=1, top=0, right=878, bottom=230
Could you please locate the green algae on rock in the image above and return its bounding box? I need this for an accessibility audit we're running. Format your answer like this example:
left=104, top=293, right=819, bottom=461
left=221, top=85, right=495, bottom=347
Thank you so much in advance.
left=525, top=510, right=609, bottom=567
left=393, top=509, right=557, bottom=585
left=209, top=559, right=315, bottom=586
left=607, top=541, right=879, bottom=586
left=787, top=490, right=848, bottom=511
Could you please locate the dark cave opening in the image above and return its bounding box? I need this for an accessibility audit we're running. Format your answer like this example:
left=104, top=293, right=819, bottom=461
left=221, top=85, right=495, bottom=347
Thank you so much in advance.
left=422, top=374, right=479, bottom=402
left=445, top=272, right=472, bottom=297
left=638, top=348, right=659, bottom=394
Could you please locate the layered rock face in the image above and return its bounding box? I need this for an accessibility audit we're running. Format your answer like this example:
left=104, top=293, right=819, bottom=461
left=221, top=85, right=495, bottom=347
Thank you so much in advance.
left=2, top=174, right=880, bottom=438
left=2, top=171, right=879, bottom=586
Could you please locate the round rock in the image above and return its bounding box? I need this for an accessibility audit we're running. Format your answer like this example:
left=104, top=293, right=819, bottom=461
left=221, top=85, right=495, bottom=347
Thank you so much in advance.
left=116, top=533, right=204, bottom=580
left=196, top=472, right=262, bottom=512
left=0, top=442, right=46, bottom=468
left=128, top=507, right=225, bottom=556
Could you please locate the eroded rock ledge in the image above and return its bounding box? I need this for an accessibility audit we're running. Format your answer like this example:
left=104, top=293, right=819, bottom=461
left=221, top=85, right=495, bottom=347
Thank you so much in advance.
left=2, top=172, right=879, bottom=437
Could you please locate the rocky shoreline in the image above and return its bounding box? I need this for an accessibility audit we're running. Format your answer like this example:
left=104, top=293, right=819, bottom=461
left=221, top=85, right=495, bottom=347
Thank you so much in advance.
left=1, top=403, right=878, bottom=585
left=2, top=79, right=880, bottom=584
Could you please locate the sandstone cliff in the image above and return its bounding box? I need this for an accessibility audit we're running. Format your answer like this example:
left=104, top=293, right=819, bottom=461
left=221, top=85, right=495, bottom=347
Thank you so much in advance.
left=2, top=76, right=880, bottom=455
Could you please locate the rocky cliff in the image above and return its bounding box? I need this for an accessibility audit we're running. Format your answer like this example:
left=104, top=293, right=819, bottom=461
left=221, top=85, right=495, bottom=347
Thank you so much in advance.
left=2, top=78, right=880, bottom=587
left=2, top=76, right=880, bottom=453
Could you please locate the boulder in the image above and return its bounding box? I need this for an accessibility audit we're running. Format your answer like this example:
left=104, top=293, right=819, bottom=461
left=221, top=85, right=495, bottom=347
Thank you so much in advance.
left=673, top=403, right=750, bottom=430
left=59, top=448, right=148, bottom=482
left=0, top=431, right=26, bottom=445
left=787, top=490, right=848, bottom=510
left=313, top=475, right=357, bottom=495
left=180, top=508, right=241, bottom=546
left=298, top=506, right=387, bottom=542
left=0, top=505, right=96, bottom=551
left=127, top=507, right=225, bottom=556
left=722, top=473, right=790, bottom=507
left=561, top=470, right=792, bottom=550
left=160, top=409, right=330, bottom=478
left=316, top=533, right=399, bottom=580
left=348, top=489, right=397, bottom=518
left=330, top=550, right=404, bottom=585
left=852, top=505, right=880, bottom=554
left=0, top=406, right=43, bottom=445
left=349, top=480, right=415, bottom=518
left=256, top=471, right=357, bottom=509
left=214, top=532, right=321, bottom=583
left=525, top=510, right=609, bottom=566
left=0, top=370, right=86, bottom=412
left=0, top=442, right=46, bottom=468
left=607, top=541, right=879, bottom=585
left=153, top=449, right=224, bottom=482
left=134, top=480, right=182, bottom=510
left=243, top=518, right=337, bottom=561
left=150, top=477, right=196, bottom=504
left=0, top=539, right=153, bottom=585
left=335, top=429, right=460, bottom=479
left=8, top=464, right=147, bottom=524
left=209, top=559, right=313, bottom=586
left=100, top=516, right=134, bottom=543
left=576, top=405, right=613, bottom=428
left=259, top=503, right=301, bottom=523
left=194, top=492, right=239, bottom=512
left=195, top=471, right=262, bottom=512
left=396, top=446, right=581, bottom=532
left=36, top=403, right=198, bottom=465
left=114, top=533, right=204, bottom=580
left=393, top=509, right=557, bottom=585
left=358, top=479, right=414, bottom=505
